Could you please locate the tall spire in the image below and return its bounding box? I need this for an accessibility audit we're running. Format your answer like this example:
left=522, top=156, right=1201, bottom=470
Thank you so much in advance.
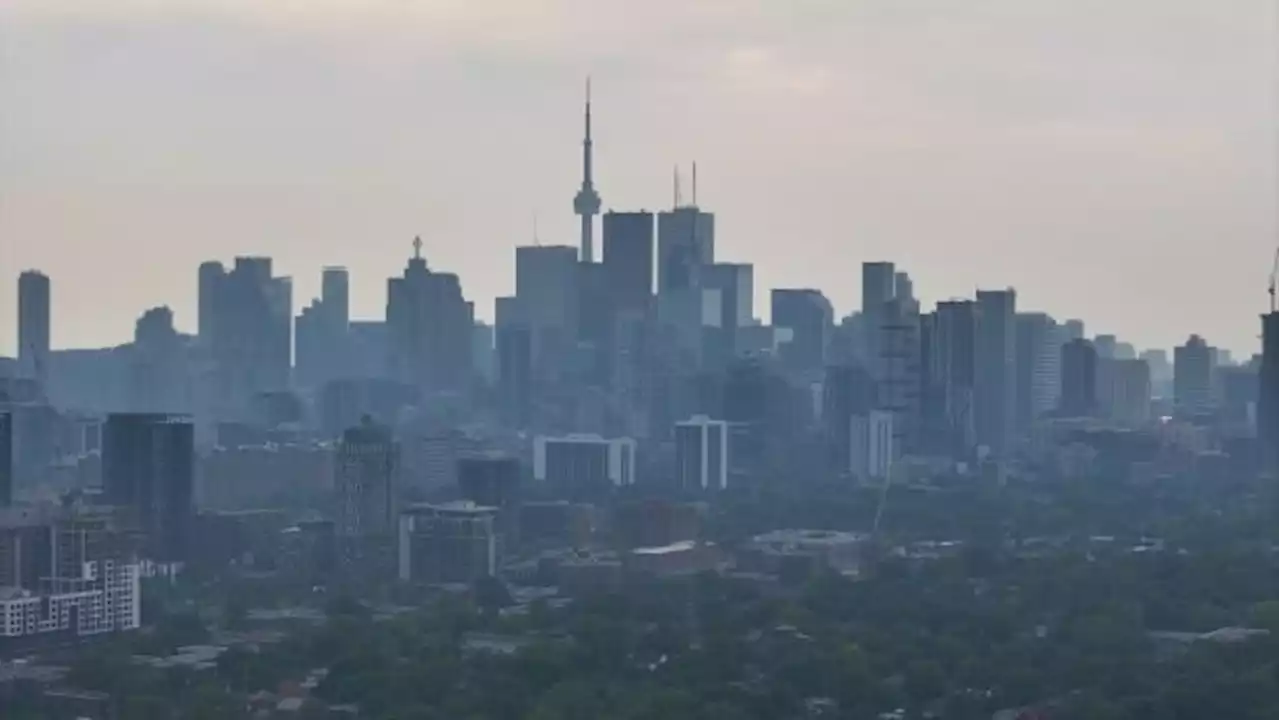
left=573, top=76, right=602, bottom=263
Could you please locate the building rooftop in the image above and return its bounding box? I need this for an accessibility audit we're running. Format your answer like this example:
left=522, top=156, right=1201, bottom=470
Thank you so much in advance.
left=631, top=540, right=699, bottom=556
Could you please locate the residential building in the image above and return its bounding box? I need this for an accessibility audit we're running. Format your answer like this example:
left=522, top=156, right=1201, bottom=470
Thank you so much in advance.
left=674, top=415, right=730, bottom=491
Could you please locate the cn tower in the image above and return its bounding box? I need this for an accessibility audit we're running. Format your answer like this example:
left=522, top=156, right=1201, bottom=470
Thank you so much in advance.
left=572, top=78, right=602, bottom=263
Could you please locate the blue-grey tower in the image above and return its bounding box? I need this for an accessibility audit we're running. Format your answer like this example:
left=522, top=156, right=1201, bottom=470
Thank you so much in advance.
left=572, top=78, right=602, bottom=263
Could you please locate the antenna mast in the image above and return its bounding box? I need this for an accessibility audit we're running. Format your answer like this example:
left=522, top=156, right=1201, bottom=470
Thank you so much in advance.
left=1270, top=249, right=1277, bottom=314
left=673, top=165, right=682, bottom=209
left=691, top=161, right=698, bottom=208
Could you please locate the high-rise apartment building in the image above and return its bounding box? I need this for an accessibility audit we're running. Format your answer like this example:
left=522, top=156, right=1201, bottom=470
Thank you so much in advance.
left=336, top=418, right=399, bottom=540
left=850, top=410, right=894, bottom=482
left=130, top=306, right=186, bottom=414
left=925, top=300, right=978, bottom=456
left=397, top=501, right=499, bottom=584
left=975, top=289, right=1017, bottom=456
left=674, top=415, right=730, bottom=491
left=17, top=270, right=50, bottom=388
left=1097, top=358, right=1152, bottom=427
left=1174, top=334, right=1215, bottom=420
left=102, top=413, right=194, bottom=562
left=202, top=257, right=293, bottom=407
left=296, top=267, right=351, bottom=388
left=386, top=240, right=474, bottom=394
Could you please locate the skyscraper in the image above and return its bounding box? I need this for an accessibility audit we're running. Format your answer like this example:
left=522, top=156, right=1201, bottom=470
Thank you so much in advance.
left=296, top=267, right=351, bottom=388
left=1174, top=334, right=1215, bottom=420
left=572, top=79, right=602, bottom=263
left=1015, top=312, right=1061, bottom=431
left=657, top=206, right=714, bottom=294
left=17, top=270, right=50, bottom=388
left=102, top=413, right=195, bottom=562
left=204, top=257, right=293, bottom=407
left=675, top=415, right=730, bottom=491
left=1059, top=338, right=1099, bottom=417
left=130, top=306, right=186, bottom=413
left=602, top=211, right=655, bottom=314
left=386, top=238, right=474, bottom=394
left=197, top=260, right=224, bottom=344
left=515, top=245, right=580, bottom=376
left=1259, top=311, right=1277, bottom=468
left=927, top=300, right=978, bottom=455
left=336, top=417, right=400, bottom=539
left=975, top=289, right=1017, bottom=456
left=0, top=412, right=11, bottom=507
left=771, top=289, right=833, bottom=376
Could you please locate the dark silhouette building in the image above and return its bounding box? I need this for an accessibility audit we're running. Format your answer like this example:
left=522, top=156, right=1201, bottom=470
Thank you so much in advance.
left=0, top=412, right=10, bottom=507
left=18, top=270, right=50, bottom=388
left=457, top=453, right=521, bottom=510
left=772, top=289, right=834, bottom=376
left=1060, top=338, right=1099, bottom=417
left=603, top=211, right=655, bottom=315
left=1260, top=311, right=1278, bottom=469
left=102, top=413, right=195, bottom=562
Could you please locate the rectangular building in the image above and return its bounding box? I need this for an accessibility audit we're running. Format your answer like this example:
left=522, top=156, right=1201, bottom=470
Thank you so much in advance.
left=102, top=413, right=194, bottom=563
left=657, top=207, right=714, bottom=294
left=533, top=434, right=636, bottom=496
left=397, top=501, right=499, bottom=584
left=674, top=415, right=730, bottom=491
left=850, top=411, right=894, bottom=481
left=603, top=211, right=655, bottom=314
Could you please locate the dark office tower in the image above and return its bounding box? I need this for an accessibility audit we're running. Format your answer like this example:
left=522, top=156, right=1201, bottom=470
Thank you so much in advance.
left=322, top=266, right=350, bottom=329
left=861, top=262, right=896, bottom=316
left=573, top=79, right=602, bottom=263
left=296, top=267, right=352, bottom=388
left=822, top=364, right=876, bottom=472
left=197, top=260, right=225, bottom=344
left=927, top=300, right=978, bottom=455
left=772, top=289, right=834, bottom=376
left=1259, top=311, right=1278, bottom=468
left=209, top=257, right=292, bottom=404
left=17, top=270, right=50, bottom=387
left=130, top=306, right=186, bottom=413
left=701, top=262, right=754, bottom=365
left=0, top=412, right=10, bottom=507
left=974, top=289, right=1017, bottom=457
left=1174, top=334, right=1215, bottom=420
left=1059, top=338, right=1099, bottom=417
left=1014, top=313, right=1061, bottom=432
left=603, top=211, right=655, bottom=314
left=495, top=297, right=532, bottom=428
left=386, top=238, right=474, bottom=394
left=516, top=245, right=580, bottom=374
left=657, top=205, right=715, bottom=294
left=102, top=413, right=194, bottom=562
left=457, top=453, right=520, bottom=510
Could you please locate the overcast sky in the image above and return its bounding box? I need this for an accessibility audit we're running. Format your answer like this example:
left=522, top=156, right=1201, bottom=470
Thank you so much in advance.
left=0, top=0, right=1275, bottom=357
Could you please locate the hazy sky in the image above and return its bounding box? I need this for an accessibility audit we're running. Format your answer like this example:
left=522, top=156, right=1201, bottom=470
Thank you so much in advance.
left=1, top=0, right=1275, bottom=357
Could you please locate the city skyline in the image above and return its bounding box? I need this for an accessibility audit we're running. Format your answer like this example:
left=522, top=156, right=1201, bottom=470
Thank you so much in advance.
left=1, top=0, right=1275, bottom=357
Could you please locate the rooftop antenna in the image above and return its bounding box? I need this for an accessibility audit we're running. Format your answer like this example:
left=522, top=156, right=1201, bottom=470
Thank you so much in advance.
left=1270, top=249, right=1278, bottom=314
left=533, top=211, right=541, bottom=246
left=412, top=235, right=423, bottom=260
left=673, top=165, right=682, bottom=209
left=691, top=161, right=698, bottom=208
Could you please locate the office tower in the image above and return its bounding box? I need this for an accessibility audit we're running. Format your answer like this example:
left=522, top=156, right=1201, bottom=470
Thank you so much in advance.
left=0, top=412, right=10, bottom=507
left=1174, top=334, right=1215, bottom=420
left=336, top=418, right=400, bottom=544
left=975, top=289, right=1017, bottom=456
left=927, top=300, right=978, bottom=455
left=1059, top=338, right=1099, bottom=417
left=197, top=261, right=224, bottom=344
left=894, top=271, right=916, bottom=307
left=573, top=80, right=602, bottom=263
left=398, top=501, right=499, bottom=583
left=495, top=297, right=532, bottom=428
left=861, top=262, right=896, bottom=317
left=657, top=205, right=714, bottom=294
left=102, top=413, right=195, bottom=562
left=1062, top=319, right=1085, bottom=342
left=471, top=322, right=496, bottom=386
left=386, top=239, right=474, bottom=394
left=129, top=306, right=186, bottom=414
left=1014, top=313, right=1061, bottom=430
left=205, top=257, right=293, bottom=407
left=1094, top=334, right=1117, bottom=360
left=822, top=364, right=876, bottom=472
left=296, top=267, right=352, bottom=388
left=1141, top=348, right=1173, bottom=397
left=877, top=296, right=922, bottom=454
left=772, top=289, right=834, bottom=376
left=533, top=434, right=636, bottom=496
left=603, top=211, right=655, bottom=314
left=1259, top=311, right=1278, bottom=467
left=1097, top=358, right=1152, bottom=427
left=17, top=270, right=50, bottom=387
left=515, top=245, right=580, bottom=372
left=849, top=410, right=894, bottom=482
left=457, top=453, right=520, bottom=509
left=674, top=415, right=730, bottom=491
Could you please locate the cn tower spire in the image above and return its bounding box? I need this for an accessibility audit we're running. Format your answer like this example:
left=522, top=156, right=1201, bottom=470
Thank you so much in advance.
left=573, top=76, right=602, bottom=262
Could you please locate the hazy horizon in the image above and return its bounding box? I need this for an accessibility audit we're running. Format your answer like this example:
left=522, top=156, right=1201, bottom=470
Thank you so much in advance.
left=1, top=0, right=1275, bottom=358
